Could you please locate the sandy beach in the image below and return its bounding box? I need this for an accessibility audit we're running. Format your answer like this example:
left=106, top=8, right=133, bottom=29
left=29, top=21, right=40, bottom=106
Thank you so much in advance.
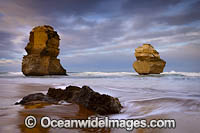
left=0, top=72, right=200, bottom=133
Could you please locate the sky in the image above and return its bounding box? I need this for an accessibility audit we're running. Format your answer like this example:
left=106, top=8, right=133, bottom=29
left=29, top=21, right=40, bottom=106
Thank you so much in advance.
left=0, top=0, right=200, bottom=72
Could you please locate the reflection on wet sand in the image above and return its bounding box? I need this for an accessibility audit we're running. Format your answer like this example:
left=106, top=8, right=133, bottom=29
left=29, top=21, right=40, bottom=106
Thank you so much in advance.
left=17, top=102, right=200, bottom=133
left=17, top=103, right=111, bottom=133
left=0, top=81, right=200, bottom=133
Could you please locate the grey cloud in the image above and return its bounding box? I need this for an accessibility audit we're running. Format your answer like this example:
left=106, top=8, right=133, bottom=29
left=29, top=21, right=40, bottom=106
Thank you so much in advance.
left=100, top=26, right=200, bottom=53
left=125, top=26, right=200, bottom=42
left=156, top=1, right=200, bottom=25
left=61, top=50, right=133, bottom=72
left=162, top=43, right=200, bottom=59
left=0, top=31, right=12, bottom=45
left=121, top=0, right=200, bottom=31
left=0, top=31, right=15, bottom=53
left=60, top=42, right=200, bottom=72
left=161, top=43, right=200, bottom=72
left=0, top=31, right=25, bottom=59
left=14, top=0, right=105, bottom=17
left=121, top=0, right=182, bottom=15
left=0, top=0, right=200, bottom=72
left=0, top=59, right=21, bottom=72
left=58, top=18, right=125, bottom=54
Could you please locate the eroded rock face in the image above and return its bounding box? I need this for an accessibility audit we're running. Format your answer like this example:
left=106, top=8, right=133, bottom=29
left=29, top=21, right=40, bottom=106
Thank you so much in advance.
left=133, top=44, right=166, bottom=75
left=22, top=25, right=66, bottom=76
left=15, top=85, right=122, bottom=115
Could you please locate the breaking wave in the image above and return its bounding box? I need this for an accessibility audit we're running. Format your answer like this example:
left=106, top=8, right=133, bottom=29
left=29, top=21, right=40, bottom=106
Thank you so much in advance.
left=162, top=70, right=200, bottom=77
left=0, top=71, right=200, bottom=78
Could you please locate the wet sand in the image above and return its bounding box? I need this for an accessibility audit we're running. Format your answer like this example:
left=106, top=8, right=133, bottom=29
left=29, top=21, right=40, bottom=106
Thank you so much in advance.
left=0, top=82, right=200, bottom=133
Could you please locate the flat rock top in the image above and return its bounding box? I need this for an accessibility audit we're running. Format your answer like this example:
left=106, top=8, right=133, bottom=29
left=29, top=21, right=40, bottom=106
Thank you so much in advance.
left=32, top=25, right=54, bottom=32
left=135, top=43, right=160, bottom=60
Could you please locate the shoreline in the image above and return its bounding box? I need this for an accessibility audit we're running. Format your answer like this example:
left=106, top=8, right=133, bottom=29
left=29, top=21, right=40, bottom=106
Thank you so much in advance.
left=0, top=74, right=200, bottom=132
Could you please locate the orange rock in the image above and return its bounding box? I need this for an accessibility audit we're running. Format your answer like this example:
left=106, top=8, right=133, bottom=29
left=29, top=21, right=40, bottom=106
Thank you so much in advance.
left=22, top=25, right=66, bottom=76
left=133, top=44, right=166, bottom=75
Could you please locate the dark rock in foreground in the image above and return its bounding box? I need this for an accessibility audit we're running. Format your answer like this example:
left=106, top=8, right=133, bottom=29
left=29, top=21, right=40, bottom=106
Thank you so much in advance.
left=16, top=93, right=57, bottom=105
left=15, top=86, right=122, bottom=115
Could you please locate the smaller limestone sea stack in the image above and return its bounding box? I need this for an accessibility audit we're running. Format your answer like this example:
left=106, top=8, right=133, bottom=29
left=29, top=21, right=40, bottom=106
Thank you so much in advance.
left=22, top=25, right=66, bottom=76
left=133, top=44, right=166, bottom=75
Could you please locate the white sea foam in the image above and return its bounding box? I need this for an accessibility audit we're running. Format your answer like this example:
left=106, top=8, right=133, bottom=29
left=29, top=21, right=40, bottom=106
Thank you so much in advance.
left=71, top=72, right=138, bottom=77
left=7, top=72, right=23, bottom=75
left=58, top=100, right=72, bottom=105
left=1, top=71, right=200, bottom=78
left=0, top=70, right=200, bottom=119
left=162, top=70, right=200, bottom=77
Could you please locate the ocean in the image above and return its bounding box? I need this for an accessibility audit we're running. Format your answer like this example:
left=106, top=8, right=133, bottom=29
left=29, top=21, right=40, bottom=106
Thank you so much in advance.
left=0, top=71, right=200, bottom=133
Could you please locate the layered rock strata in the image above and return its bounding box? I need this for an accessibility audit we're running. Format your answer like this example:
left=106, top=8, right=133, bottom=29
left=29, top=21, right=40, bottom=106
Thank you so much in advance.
left=133, top=44, right=166, bottom=75
left=22, top=25, right=66, bottom=76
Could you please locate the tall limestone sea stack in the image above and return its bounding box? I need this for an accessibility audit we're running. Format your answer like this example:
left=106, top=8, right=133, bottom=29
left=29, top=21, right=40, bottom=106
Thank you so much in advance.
left=133, top=44, right=166, bottom=75
left=22, top=25, right=66, bottom=76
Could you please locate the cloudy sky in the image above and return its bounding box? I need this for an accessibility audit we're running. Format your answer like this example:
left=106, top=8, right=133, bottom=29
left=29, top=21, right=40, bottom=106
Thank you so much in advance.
left=0, top=0, right=200, bottom=72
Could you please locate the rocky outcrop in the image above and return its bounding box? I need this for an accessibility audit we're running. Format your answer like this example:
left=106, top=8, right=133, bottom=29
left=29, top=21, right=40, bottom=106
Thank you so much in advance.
left=22, top=25, right=66, bottom=76
left=15, top=85, right=122, bottom=115
left=133, top=44, right=166, bottom=75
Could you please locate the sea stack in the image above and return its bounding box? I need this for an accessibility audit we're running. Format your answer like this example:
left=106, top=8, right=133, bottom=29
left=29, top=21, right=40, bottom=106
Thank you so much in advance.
left=133, top=44, right=166, bottom=75
left=22, top=25, right=66, bottom=76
